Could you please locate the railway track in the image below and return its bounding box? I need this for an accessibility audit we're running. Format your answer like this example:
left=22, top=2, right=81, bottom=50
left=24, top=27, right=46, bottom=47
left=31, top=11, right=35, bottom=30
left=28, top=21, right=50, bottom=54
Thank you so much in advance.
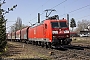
left=2, top=41, right=90, bottom=60
left=48, top=44, right=90, bottom=60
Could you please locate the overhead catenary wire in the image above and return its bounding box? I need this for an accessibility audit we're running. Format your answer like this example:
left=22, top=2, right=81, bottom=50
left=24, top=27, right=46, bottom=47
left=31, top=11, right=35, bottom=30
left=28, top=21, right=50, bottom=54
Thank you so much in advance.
left=29, top=0, right=51, bottom=18
left=69, top=5, right=90, bottom=13
left=40, top=0, right=67, bottom=16
left=76, top=14, right=90, bottom=20
left=70, top=7, right=90, bottom=16
left=60, top=4, right=90, bottom=16
left=30, top=0, right=90, bottom=25
left=66, top=5, right=90, bottom=22
left=51, top=0, right=67, bottom=9
left=6, top=20, right=16, bottom=22
left=28, top=0, right=51, bottom=24
left=41, top=0, right=67, bottom=15
left=30, top=0, right=68, bottom=22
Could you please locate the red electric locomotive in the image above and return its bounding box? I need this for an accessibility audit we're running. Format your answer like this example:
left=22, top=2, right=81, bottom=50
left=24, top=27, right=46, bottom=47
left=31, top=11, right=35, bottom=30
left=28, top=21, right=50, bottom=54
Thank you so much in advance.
left=27, top=15, right=72, bottom=48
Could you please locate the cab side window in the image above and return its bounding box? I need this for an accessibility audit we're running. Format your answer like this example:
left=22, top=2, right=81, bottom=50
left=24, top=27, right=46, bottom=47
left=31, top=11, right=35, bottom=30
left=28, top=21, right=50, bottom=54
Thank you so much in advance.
left=45, top=24, right=47, bottom=29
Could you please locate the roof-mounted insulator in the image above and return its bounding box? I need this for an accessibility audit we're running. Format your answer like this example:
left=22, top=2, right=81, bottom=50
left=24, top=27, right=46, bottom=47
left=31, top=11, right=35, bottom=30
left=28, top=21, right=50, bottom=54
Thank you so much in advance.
left=47, top=15, right=59, bottom=20
left=63, top=18, right=64, bottom=20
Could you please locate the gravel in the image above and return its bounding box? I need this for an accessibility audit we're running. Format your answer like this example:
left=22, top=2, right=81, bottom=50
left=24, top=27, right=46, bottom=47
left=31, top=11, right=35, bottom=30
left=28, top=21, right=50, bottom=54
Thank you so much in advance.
left=1, top=41, right=90, bottom=60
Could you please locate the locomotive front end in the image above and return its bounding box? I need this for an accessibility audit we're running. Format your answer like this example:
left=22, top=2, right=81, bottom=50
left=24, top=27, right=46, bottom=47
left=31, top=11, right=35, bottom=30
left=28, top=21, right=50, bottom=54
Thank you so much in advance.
left=51, top=20, right=72, bottom=46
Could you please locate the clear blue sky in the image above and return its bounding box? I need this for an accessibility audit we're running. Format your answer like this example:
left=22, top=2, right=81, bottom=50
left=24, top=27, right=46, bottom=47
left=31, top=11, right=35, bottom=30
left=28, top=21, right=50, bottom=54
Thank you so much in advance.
left=2, top=0, right=90, bottom=32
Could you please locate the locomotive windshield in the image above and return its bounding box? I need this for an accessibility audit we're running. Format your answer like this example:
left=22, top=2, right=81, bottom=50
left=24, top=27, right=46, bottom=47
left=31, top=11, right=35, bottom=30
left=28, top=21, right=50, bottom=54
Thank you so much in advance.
left=60, top=22, right=67, bottom=28
left=51, top=22, right=67, bottom=28
left=51, top=22, right=59, bottom=28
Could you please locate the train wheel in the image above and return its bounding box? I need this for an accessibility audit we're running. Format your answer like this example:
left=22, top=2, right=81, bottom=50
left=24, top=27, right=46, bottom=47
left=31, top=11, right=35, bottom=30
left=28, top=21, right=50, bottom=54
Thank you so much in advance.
left=45, top=42, right=51, bottom=48
left=48, top=42, right=51, bottom=48
left=38, top=41, right=41, bottom=46
left=29, top=41, right=32, bottom=44
left=35, top=41, right=38, bottom=46
left=30, top=41, right=32, bottom=44
left=32, top=41, right=35, bottom=45
left=26, top=41, right=29, bottom=44
left=41, top=42, right=44, bottom=47
left=45, top=42, right=48, bottom=49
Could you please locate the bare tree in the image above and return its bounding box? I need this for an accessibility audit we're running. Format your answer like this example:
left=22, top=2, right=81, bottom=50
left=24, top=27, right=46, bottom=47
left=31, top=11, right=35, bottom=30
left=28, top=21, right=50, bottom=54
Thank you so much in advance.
left=11, top=26, right=15, bottom=32
left=15, top=17, right=22, bottom=31
left=10, top=17, right=28, bottom=32
left=75, top=20, right=90, bottom=33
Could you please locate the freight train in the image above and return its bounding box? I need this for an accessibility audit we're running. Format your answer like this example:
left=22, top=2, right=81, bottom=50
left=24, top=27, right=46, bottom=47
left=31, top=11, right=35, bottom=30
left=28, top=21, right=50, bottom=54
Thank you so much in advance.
left=7, top=14, right=72, bottom=48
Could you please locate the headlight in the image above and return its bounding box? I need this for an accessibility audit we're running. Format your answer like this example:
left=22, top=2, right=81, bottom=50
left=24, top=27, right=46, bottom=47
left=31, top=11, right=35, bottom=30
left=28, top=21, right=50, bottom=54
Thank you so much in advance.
left=53, top=36, right=55, bottom=38
left=64, top=30, right=69, bottom=33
